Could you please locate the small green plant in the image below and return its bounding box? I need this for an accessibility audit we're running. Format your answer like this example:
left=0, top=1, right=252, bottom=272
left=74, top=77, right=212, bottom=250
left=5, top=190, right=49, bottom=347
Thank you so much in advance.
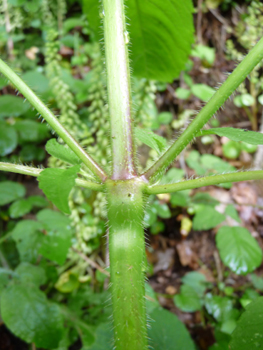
left=1, top=0, right=263, bottom=349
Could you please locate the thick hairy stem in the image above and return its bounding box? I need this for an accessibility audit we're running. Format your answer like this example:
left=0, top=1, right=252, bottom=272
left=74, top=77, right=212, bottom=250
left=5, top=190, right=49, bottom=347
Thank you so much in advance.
left=106, top=179, right=148, bottom=350
left=0, top=59, right=107, bottom=182
left=143, top=36, right=263, bottom=182
left=145, top=170, right=263, bottom=195
left=0, top=162, right=104, bottom=192
left=103, top=0, right=136, bottom=179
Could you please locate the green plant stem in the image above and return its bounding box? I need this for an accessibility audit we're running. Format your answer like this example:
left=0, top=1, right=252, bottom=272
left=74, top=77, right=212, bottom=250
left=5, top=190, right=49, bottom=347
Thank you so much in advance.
left=103, top=0, right=136, bottom=180
left=142, top=36, right=263, bottom=182
left=0, top=59, right=107, bottom=182
left=0, top=162, right=104, bottom=192
left=106, top=179, right=148, bottom=350
left=145, top=170, right=263, bottom=194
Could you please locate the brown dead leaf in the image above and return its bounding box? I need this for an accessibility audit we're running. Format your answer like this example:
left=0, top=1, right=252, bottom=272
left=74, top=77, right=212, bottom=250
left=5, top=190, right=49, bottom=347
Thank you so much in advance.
left=176, top=241, right=199, bottom=269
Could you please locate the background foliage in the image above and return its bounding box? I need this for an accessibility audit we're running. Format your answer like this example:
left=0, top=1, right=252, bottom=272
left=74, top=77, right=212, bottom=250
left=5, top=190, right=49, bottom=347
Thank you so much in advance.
left=0, top=0, right=263, bottom=349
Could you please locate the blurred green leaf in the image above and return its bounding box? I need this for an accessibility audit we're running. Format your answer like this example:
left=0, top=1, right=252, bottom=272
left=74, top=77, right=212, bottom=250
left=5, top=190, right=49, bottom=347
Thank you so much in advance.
left=0, top=122, right=18, bottom=156
left=198, top=127, right=263, bottom=145
left=175, top=87, right=191, bottom=100
left=0, top=95, right=30, bottom=118
left=0, top=181, right=26, bottom=206
left=1, top=284, right=63, bottom=348
left=15, top=120, right=49, bottom=143
left=37, top=209, right=73, bottom=265
left=181, top=272, right=207, bottom=296
left=193, top=207, right=225, bottom=231
left=191, top=84, right=215, bottom=102
left=174, top=285, right=202, bottom=312
left=9, top=199, right=32, bottom=218
left=216, top=226, right=262, bottom=275
left=11, top=220, right=43, bottom=263
left=230, top=297, right=263, bottom=350
left=15, top=262, right=46, bottom=286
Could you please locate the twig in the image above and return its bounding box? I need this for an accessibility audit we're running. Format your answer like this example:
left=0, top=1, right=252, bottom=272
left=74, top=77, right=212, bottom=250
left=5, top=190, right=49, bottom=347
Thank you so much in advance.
left=71, top=247, right=110, bottom=277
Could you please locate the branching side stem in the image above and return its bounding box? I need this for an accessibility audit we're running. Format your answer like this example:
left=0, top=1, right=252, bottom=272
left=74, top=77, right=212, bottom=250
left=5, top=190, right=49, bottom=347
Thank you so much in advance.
left=0, top=59, right=107, bottom=182
left=0, top=162, right=104, bottom=192
left=143, top=36, right=263, bottom=182
left=146, top=170, right=263, bottom=194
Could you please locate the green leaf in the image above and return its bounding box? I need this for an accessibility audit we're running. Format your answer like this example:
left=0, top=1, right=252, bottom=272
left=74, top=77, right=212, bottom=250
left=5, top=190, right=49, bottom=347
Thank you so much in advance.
left=201, top=154, right=236, bottom=173
left=21, top=70, right=49, bottom=94
left=198, top=127, right=263, bottom=145
left=152, top=201, right=171, bottom=219
left=55, top=271, right=79, bottom=293
left=161, top=167, right=185, bottom=184
left=0, top=122, right=18, bottom=156
left=148, top=306, right=195, bottom=349
left=83, top=0, right=194, bottom=82
left=0, top=76, right=8, bottom=89
left=191, top=44, right=215, bottom=65
left=175, top=87, right=191, bottom=100
left=193, top=207, right=225, bottom=231
left=229, top=297, right=263, bottom=350
left=216, top=226, right=262, bottom=275
left=205, top=293, right=236, bottom=323
left=191, top=193, right=219, bottom=207
left=27, top=195, right=48, bottom=208
left=224, top=205, right=241, bottom=223
left=37, top=209, right=73, bottom=265
left=14, top=120, right=49, bottom=142
left=46, top=139, right=81, bottom=165
left=0, top=181, right=26, bottom=206
left=181, top=271, right=207, bottom=296
left=9, top=199, right=32, bottom=218
left=82, top=323, right=112, bottom=350
left=135, top=127, right=167, bottom=153
left=157, top=112, right=173, bottom=124
left=250, top=274, right=263, bottom=291
left=174, top=285, right=202, bottom=312
left=38, top=166, right=80, bottom=214
left=0, top=95, right=30, bottom=118
left=1, top=284, right=63, bottom=348
left=223, top=141, right=241, bottom=159
left=191, top=84, right=215, bottom=102
left=15, top=262, right=46, bottom=286
left=11, top=220, right=43, bottom=263
left=186, top=150, right=206, bottom=176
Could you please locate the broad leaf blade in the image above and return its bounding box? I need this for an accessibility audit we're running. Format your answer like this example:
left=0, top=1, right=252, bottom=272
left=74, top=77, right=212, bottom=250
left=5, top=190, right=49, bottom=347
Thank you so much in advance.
left=198, top=127, right=263, bottom=145
left=1, top=284, right=63, bottom=349
left=83, top=0, right=194, bottom=81
left=148, top=306, right=195, bottom=350
left=38, top=166, right=80, bottom=214
left=229, top=297, right=263, bottom=350
left=46, top=139, right=81, bottom=165
left=216, top=226, right=262, bottom=275
left=193, top=207, right=225, bottom=231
